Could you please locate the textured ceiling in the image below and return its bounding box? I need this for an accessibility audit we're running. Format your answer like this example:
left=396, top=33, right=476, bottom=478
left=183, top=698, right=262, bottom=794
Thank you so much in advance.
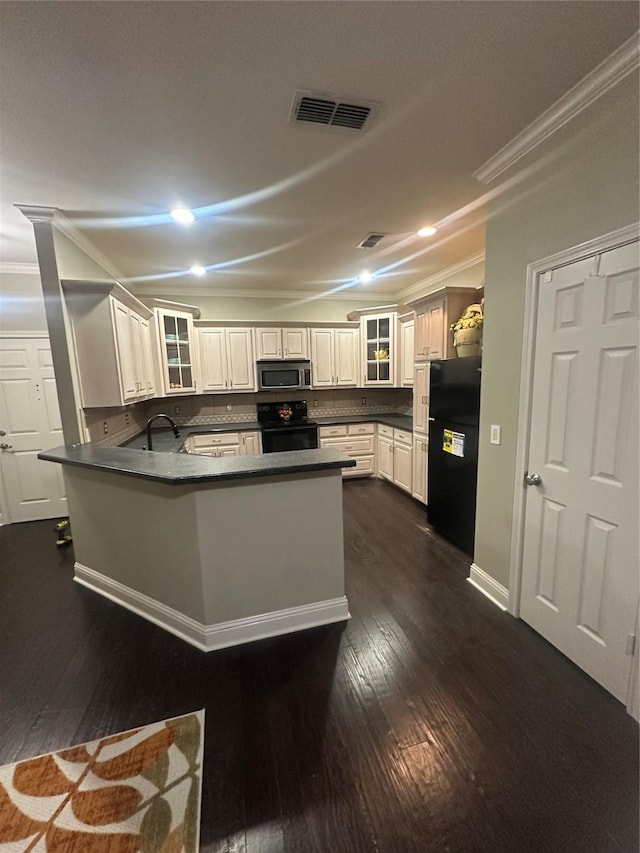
left=0, top=1, right=637, bottom=298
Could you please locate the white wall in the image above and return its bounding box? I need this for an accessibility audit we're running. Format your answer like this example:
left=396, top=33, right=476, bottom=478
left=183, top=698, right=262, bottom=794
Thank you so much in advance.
left=475, top=72, right=640, bottom=588
left=52, top=230, right=117, bottom=282
left=402, top=256, right=485, bottom=304
left=0, top=271, right=47, bottom=332
left=137, top=291, right=394, bottom=323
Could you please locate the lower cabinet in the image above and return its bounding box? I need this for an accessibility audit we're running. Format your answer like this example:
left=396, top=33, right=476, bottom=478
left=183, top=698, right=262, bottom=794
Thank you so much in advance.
left=412, top=433, right=428, bottom=504
left=377, top=425, right=413, bottom=493
left=319, top=423, right=376, bottom=477
left=185, top=430, right=261, bottom=457
left=240, top=431, right=262, bottom=455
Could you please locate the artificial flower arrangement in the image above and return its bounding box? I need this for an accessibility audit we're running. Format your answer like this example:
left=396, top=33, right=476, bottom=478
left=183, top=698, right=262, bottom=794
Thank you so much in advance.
left=450, top=303, right=484, bottom=333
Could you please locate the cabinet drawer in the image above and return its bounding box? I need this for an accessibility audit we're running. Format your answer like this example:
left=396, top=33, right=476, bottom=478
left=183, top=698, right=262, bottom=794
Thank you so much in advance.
left=378, top=424, right=394, bottom=439
left=191, top=432, right=240, bottom=448
left=342, top=456, right=375, bottom=478
left=320, top=436, right=374, bottom=454
left=394, top=428, right=412, bottom=446
left=347, top=423, right=375, bottom=436
left=319, top=424, right=348, bottom=438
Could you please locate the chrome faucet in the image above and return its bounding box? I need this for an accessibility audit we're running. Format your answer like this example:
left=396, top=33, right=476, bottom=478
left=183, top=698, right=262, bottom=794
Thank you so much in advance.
left=145, top=414, right=180, bottom=451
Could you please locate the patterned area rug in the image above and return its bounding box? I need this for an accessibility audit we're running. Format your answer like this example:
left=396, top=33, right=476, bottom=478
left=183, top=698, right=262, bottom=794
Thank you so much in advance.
left=0, top=709, right=204, bottom=852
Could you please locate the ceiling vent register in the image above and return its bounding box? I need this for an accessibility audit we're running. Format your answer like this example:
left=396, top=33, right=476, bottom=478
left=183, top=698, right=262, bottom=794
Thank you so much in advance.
left=357, top=233, right=387, bottom=249
left=290, top=91, right=379, bottom=131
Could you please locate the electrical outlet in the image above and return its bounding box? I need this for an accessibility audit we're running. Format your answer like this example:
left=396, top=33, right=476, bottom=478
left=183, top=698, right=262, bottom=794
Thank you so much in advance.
left=174, top=405, right=181, bottom=415
left=103, top=421, right=108, bottom=435
left=361, top=397, right=367, bottom=405
left=226, top=404, right=233, bottom=412
left=313, top=400, right=318, bottom=407
left=125, top=412, right=130, bottom=425
left=490, top=424, right=501, bottom=445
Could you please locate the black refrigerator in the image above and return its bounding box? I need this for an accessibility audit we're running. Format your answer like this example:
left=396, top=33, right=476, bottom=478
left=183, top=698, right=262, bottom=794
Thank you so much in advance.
left=428, top=356, right=481, bottom=555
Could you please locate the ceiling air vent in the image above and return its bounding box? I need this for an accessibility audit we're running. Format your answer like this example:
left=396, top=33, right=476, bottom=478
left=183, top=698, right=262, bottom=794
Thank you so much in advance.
left=357, top=233, right=387, bottom=249
left=290, top=90, right=379, bottom=131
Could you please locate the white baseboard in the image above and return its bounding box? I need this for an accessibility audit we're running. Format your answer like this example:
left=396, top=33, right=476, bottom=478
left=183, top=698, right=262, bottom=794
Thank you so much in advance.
left=74, top=562, right=350, bottom=652
left=467, top=563, right=509, bottom=612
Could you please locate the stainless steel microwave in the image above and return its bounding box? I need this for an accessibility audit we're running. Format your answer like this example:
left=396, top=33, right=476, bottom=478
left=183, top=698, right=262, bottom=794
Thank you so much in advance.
left=256, top=360, right=312, bottom=391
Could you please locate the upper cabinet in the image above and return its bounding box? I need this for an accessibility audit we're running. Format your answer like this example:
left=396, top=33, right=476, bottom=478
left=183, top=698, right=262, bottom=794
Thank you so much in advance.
left=309, top=326, right=359, bottom=388
left=196, top=325, right=256, bottom=393
left=398, top=313, right=415, bottom=387
left=154, top=307, right=198, bottom=395
left=255, top=327, right=308, bottom=360
left=63, top=280, right=157, bottom=408
left=362, top=311, right=396, bottom=386
left=413, top=287, right=480, bottom=361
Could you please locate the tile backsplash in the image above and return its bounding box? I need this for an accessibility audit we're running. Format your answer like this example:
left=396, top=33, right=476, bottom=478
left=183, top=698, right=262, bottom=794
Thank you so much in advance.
left=87, top=388, right=413, bottom=446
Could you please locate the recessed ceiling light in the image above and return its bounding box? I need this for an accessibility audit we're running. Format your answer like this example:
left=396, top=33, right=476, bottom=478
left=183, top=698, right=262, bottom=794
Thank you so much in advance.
left=418, top=225, right=437, bottom=237
left=190, top=264, right=206, bottom=277
left=171, top=207, right=195, bottom=224
left=357, top=271, right=374, bottom=283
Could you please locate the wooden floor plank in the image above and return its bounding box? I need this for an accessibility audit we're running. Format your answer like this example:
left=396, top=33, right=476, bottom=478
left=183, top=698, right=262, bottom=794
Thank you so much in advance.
left=1, top=480, right=637, bottom=852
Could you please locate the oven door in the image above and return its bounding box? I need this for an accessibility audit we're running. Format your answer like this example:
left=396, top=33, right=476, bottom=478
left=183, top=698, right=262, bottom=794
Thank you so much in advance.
left=261, top=424, right=318, bottom=453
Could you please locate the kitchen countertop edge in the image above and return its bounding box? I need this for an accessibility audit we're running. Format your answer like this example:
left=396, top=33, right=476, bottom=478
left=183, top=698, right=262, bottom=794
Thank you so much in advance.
left=39, top=445, right=356, bottom=485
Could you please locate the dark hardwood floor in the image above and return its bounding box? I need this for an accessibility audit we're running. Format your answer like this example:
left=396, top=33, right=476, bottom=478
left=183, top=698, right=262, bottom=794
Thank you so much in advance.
left=1, top=478, right=638, bottom=852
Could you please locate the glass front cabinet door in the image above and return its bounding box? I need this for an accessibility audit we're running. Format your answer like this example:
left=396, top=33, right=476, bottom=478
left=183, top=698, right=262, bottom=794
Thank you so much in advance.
left=363, top=313, right=396, bottom=386
left=157, top=309, right=197, bottom=394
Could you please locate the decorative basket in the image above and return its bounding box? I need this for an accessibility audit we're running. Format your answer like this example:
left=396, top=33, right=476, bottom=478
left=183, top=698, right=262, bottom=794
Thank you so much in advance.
left=453, top=328, right=482, bottom=357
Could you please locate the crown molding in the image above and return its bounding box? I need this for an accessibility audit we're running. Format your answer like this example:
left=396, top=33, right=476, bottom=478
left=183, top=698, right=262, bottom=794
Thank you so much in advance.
left=0, top=261, right=40, bottom=275
left=15, top=205, right=126, bottom=281
left=474, top=32, right=640, bottom=184
left=127, top=283, right=399, bottom=302
left=14, top=204, right=58, bottom=224
left=399, top=251, right=485, bottom=302
left=53, top=211, right=126, bottom=281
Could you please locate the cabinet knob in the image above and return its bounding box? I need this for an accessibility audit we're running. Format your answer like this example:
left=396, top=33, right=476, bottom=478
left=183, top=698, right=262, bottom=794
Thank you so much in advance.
left=0, top=443, right=12, bottom=450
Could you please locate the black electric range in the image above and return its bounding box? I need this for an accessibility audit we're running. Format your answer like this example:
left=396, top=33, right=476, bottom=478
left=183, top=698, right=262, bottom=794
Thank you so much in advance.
left=257, top=400, right=318, bottom=453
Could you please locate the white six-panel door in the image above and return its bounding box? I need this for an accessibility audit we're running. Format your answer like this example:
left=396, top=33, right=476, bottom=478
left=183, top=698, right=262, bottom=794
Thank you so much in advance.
left=520, top=241, right=639, bottom=702
left=0, top=337, right=67, bottom=522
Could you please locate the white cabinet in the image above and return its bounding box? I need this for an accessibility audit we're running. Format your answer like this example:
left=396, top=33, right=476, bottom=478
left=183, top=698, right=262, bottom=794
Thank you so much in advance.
left=413, top=362, right=430, bottom=435
left=310, top=327, right=359, bottom=388
left=362, top=312, right=396, bottom=386
left=63, top=280, right=156, bottom=408
left=412, top=434, right=428, bottom=505
left=377, top=432, right=394, bottom=481
left=186, top=432, right=241, bottom=457
left=412, top=287, right=480, bottom=361
left=186, top=429, right=261, bottom=457
left=398, top=314, right=415, bottom=387
left=197, top=326, right=256, bottom=392
left=319, top=422, right=376, bottom=478
left=393, top=428, right=413, bottom=493
left=377, top=424, right=413, bottom=493
left=240, top=431, right=262, bottom=455
left=155, top=308, right=197, bottom=395
left=255, top=327, right=308, bottom=360
left=112, top=304, right=157, bottom=403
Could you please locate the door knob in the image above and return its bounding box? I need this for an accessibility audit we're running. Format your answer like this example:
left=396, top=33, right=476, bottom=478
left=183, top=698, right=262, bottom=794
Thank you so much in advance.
left=525, top=472, right=543, bottom=486
left=0, top=443, right=12, bottom=450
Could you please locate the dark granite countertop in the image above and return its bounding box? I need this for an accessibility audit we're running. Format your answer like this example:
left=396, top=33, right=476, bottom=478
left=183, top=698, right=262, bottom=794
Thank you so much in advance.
left=123, top=421, right=262, bottom=453
left=314, top=414, right=413, bottom=431
left=122, top=414, right=412, bottom=454
left=39, top=445, right=355, bottom=485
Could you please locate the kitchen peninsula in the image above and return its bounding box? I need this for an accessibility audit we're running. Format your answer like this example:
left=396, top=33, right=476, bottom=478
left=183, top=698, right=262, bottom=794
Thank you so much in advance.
left=40, top=443, right=355, bottom=651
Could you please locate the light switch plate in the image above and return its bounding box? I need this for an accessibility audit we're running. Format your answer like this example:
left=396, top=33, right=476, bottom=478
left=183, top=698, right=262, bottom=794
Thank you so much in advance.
left=490, top=424, right=501, bottom=445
